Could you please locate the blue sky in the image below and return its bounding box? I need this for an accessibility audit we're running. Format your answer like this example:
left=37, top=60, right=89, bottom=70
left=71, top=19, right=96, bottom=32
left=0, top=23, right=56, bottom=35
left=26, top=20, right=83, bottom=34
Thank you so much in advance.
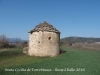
left=0, top=0, right=100, bottom=40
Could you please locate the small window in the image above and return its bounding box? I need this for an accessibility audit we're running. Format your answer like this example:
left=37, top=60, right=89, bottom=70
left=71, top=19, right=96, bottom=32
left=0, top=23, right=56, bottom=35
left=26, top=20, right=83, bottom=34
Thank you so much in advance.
left=48, top=37, right=51, bottom=40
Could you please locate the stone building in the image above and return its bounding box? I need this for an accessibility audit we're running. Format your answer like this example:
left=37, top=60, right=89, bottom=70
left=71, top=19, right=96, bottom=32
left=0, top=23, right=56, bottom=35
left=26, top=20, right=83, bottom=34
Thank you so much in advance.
left=28, top=21, right=60, bottom=57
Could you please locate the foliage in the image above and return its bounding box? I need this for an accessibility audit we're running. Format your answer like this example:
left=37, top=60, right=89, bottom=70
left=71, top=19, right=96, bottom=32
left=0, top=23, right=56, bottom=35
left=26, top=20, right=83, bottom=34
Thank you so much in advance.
left=0, top=35, right=9, bottom=48
left=60, top=36, right=100, bottom=44
left=21, top=41, right=28, bottom=48
left=0, top=35, right=28, bottom=49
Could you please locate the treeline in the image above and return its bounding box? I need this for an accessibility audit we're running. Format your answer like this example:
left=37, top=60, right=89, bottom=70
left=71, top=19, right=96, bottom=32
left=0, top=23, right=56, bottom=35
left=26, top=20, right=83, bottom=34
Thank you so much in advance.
left=60, top=36, right=100, bottom=46
left=0, top=35, right=28, bottom=49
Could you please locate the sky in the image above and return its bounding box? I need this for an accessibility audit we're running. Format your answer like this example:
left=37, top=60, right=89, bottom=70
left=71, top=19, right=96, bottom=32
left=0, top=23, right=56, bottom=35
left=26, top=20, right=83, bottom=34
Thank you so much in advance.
left=0, top=0, right=100, bottom=40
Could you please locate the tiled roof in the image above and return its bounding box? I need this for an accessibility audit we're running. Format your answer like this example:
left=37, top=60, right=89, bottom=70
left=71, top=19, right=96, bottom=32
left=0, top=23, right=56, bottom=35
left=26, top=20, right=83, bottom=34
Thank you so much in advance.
left=28, top=21, right=60, bottom=33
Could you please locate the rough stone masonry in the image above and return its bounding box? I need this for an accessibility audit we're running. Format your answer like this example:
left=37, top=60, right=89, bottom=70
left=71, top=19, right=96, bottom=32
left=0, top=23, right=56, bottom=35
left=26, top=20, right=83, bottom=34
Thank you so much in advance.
left=24, top=21, right=60, bottom=57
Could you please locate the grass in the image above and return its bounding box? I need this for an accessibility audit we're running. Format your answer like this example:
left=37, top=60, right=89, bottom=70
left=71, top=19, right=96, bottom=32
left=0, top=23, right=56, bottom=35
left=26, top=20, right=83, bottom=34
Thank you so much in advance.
left=0, top=46, right=100, bottom=75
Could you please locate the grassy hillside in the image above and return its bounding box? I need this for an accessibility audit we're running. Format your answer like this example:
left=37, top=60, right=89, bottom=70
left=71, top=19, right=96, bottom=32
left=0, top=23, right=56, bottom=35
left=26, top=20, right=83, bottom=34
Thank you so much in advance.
left=60, top=37, right=100, bottom=43
left=0, top=46, right=100, bottom=75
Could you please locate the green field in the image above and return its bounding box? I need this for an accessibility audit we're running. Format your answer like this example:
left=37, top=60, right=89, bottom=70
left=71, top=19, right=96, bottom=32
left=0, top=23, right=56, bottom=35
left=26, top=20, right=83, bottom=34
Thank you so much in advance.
left=0, top=46, right=100, bottom=75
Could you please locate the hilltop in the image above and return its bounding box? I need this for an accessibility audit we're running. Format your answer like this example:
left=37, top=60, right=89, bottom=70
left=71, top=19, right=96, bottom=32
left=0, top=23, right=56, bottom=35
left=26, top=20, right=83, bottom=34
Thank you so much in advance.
left=60, top=36, right=100, bottom=44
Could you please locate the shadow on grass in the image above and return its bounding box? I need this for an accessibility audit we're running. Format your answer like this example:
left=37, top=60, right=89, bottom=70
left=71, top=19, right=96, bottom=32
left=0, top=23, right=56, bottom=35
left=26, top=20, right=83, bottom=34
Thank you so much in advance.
left=0, top=51, right=23, bottom=57
left=60, top=49, right=66, bottom=54
left=0, top=48, right=66, bottom=58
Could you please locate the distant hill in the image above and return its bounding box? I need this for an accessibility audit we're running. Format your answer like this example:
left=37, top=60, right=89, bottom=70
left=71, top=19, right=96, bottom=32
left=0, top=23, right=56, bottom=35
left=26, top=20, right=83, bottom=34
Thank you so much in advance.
left=8, top=37, right=100, bottom=43
left=8, top=38, right=28, bottom=43
left=60, top=37, right=100, bottom=44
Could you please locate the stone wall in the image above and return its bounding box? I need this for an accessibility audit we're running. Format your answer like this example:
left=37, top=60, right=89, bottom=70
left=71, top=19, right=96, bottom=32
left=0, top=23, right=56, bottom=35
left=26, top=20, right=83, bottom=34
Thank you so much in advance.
left=28, top=31, right=60, bottom=57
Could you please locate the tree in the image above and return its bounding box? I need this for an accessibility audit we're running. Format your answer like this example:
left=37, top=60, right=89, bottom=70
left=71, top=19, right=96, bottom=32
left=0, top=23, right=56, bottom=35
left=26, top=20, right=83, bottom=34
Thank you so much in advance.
left=0, top=35, right=9, bottom=48
left=21, top=41, right=28, bottom=47
left=14, top=38, right=21, bottom=47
